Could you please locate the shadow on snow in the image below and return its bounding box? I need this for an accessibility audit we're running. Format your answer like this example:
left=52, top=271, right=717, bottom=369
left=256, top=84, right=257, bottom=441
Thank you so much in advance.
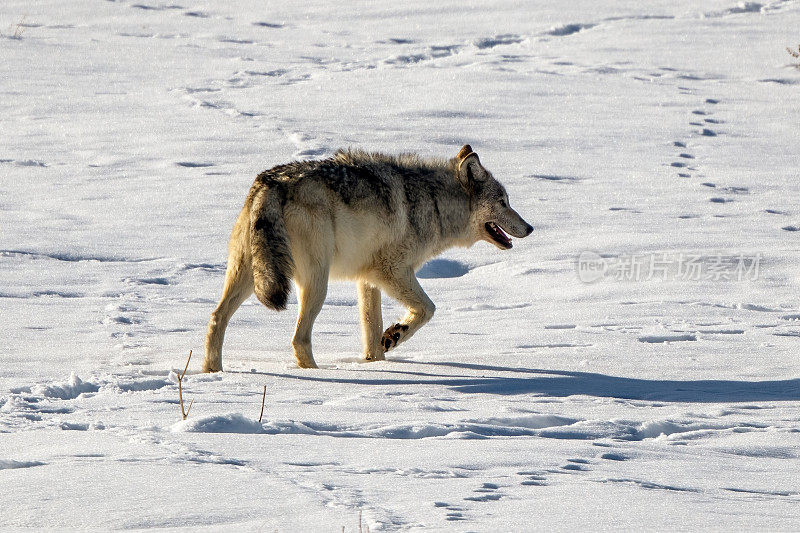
left=252, top=361, right=800, bottom=403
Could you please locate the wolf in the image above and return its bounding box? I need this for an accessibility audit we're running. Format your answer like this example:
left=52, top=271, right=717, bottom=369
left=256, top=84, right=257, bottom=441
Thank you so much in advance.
left=202, top=145, right=533, bottom=372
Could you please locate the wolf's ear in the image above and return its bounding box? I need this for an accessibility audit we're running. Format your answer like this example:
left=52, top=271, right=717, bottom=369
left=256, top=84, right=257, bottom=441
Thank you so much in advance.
left=456, top=144, right=473, bottom=160
left=456, top=145, right=486, bottom=191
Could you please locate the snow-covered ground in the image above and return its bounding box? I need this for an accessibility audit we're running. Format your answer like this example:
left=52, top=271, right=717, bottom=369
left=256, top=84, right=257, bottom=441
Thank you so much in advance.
left=2, top=0, right=800, bottom=530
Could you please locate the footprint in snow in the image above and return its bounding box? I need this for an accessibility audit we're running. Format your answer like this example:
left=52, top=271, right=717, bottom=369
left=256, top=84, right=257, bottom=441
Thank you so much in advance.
left=464, top=483, right=503, bottom=502
left=131, top=4, right=183, bottom=11
left=383, top=38, right=414, bottom=44
left=474, top=33, right=524, bottom=48
left=545, top=23, right=596, bottom=37
left=175, top=161, right=214, bottom=168
left=561, top=458, right=591, bottom=471
left=434, top=501, right=467, bottom=521
left=638, top=333, right=696, bottom=343
left=252, top=21, right=284, bottom=28
left=599, top=452, right=629, bottom=461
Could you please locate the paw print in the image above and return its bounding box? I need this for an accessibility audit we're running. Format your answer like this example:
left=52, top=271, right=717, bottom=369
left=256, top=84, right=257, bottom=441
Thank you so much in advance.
left=382, top=323, right=409, bottom=351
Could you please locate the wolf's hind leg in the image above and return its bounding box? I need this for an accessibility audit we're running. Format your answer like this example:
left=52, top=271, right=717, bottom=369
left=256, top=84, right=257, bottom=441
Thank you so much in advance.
left=371, top=269, right=435, bottom=353
left=203, top=246, right=254, bottom=373
left=291, top=263, right=329, bottom=369
left=358, top=281, right=384, bottom=361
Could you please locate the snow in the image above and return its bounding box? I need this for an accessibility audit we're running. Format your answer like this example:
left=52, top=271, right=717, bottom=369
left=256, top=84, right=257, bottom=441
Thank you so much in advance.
left=2, top=0, right=800, bottom=530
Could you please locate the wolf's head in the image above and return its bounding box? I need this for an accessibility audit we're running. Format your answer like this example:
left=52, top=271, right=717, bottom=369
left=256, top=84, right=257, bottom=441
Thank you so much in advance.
left=455, top=145, right=533, bottom=250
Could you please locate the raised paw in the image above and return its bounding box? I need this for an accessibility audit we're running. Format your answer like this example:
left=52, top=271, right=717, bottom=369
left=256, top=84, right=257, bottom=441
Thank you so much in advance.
left=381, top=323, right=409, bottom=352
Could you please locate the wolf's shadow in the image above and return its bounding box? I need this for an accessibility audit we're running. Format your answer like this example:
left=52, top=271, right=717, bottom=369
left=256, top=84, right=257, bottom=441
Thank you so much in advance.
left=255, top=360, right=800, bottom=403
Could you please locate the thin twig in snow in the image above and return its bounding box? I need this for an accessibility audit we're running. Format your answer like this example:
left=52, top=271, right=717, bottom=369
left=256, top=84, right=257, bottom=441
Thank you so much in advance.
left=258, top=385, right=266, bottom=423
left=178, top=350, right=193, bottom=420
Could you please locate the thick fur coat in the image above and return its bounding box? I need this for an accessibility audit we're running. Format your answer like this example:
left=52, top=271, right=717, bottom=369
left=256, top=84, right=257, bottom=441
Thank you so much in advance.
left=203, top=145, right=532, bottom=371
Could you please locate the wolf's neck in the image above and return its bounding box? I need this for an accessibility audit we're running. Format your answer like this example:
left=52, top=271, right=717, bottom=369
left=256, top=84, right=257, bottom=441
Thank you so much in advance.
left=431, top=172, right=474, bottom=250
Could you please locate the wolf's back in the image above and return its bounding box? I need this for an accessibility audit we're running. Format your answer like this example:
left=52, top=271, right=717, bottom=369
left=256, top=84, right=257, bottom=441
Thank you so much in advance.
left=249, top=185, right=294, bottom=311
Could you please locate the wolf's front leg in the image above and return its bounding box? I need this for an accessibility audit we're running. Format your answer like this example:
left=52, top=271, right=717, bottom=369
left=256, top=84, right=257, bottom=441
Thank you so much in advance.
left=358, top=281, right=384, bottom=361
left=372, top=269, right=435, bottom=353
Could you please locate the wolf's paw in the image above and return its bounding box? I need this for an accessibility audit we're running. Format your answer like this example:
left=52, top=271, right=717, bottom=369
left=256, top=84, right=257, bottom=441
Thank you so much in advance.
left=202, top=359, right=222, bottom=373
left=296, top=358, right=318, bottom=369
left=382, top=323, right=409, bottom=352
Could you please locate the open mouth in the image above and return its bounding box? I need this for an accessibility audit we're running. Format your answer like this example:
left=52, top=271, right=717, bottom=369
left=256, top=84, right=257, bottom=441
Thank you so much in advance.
left=485, top=222, right=512, bottom=249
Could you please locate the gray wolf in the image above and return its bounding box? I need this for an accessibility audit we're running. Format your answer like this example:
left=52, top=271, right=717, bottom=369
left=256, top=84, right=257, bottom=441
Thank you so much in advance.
left=202, top=145, right=533, bottom=372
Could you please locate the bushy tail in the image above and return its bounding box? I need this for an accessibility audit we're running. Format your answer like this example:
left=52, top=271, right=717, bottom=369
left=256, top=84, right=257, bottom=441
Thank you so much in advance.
left=250, top=186, right=293, bottom=311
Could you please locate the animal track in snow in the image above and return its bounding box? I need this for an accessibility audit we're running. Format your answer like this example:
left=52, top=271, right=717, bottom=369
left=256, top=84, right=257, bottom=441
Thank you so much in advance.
left=131, top=4, right=184, bottom=11
left=252, top=21, right=284, bottom=29
left=602, top=478, right=700, bottom=493
left=724, top=487, right=799, bottom=497
left=287, top=132, right=330, bottom=160
left=434, top=501, right=467, bottom=521
left=383, top=38, right=415, bottom=44
left=759, top=78, right=799, bottom=85
left=518, top=470, right=549, bottom=485
left=384, top=43, right=464, bottom=65
left=546, top=23, right=596, bottom=37
left=518, top=343, right=592, bottom=349
left=530, top=174, right=582, bottom=183
left=561, top=458, right=591, bottom=472
left=0, top=460, right=46, bottom=470
left=599, top=452, right=628, bottom=461
left=176, top=161, right=214, bottom=168
left=474, top=34, right=524, bottom=49
left=638, top=333, right=696, bottom=343
left=464, top=482, right=503, bottom=502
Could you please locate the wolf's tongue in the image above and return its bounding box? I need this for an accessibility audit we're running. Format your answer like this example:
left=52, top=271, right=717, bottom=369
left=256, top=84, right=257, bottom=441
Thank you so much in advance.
left=489, top=222, right=511, bottom=246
